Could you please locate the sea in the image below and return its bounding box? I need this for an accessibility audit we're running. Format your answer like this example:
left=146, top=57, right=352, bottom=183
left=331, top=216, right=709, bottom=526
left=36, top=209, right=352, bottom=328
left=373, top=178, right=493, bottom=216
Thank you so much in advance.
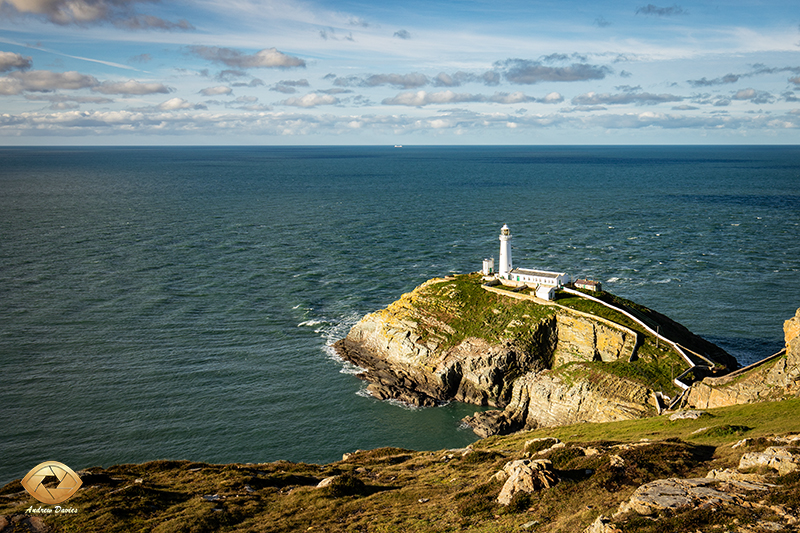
left=1, top=145, right=799, bottom=486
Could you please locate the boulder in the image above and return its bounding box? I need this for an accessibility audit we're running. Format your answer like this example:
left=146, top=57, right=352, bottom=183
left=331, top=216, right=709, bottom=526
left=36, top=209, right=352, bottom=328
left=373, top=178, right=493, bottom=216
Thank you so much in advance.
left=523, top=437, right=563, bottom=455
left=316, top=474, right=366, bottom=497
left=497, top=459, right=558, bottom=506
left=739, top=447, right=800, bottom=476
left=584, top=515, right=621, bottom=533
left=490, top=469, right=508, bottom=483
left=618, top=478, right=738, bottom=516
left=669, top=409, right=706, bottom=421
left=706, top=468, right=768, bottom=483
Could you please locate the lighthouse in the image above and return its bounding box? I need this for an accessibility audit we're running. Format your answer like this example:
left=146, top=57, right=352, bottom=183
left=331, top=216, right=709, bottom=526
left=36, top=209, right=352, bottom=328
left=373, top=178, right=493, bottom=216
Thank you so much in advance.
left=498, top=224, right=512, bottom=278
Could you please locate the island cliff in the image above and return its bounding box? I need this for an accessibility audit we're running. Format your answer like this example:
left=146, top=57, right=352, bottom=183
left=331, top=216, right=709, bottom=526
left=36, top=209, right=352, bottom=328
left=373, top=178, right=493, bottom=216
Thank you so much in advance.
left=334, top=274, right=737, bottom=436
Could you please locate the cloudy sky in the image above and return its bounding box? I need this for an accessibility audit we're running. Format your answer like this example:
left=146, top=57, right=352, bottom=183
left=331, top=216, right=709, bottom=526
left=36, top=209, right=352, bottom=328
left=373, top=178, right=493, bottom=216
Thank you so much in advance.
left=1, top=0, right=799, bottom=144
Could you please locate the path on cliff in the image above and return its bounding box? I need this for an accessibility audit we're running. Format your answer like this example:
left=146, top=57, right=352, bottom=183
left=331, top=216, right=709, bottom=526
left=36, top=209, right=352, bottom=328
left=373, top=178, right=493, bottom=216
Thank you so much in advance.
left=484, top=283, right=714, bottom=395
left=559, top=287, right=717, bottom=400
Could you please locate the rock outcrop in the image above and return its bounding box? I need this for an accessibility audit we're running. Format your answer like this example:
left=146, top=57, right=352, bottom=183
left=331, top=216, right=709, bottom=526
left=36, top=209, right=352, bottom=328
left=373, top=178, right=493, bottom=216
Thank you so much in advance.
left=496, top=459, right=559, bottom=506
left=682, top=307, right=800, bottom=409
left=587, top=437, right=800, bottom=533
left=336, top=274, right=732, bottom=435
left=464, top=370, right=657, bottom=438
left=739, top=446, right=800, bottom=476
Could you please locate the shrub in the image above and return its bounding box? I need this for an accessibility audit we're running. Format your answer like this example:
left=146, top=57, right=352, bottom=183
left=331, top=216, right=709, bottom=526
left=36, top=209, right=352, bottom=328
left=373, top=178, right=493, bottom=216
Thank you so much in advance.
left=693, top=425, right=751, bottom=438
left=547, top=447, right=585, bottom=469
left=504, top=491, right=533, bottom=514
left=461, top=450, right=503, bottom=465
left=523, top=438, right=560, bottom=455
left=319, top=474, right=366, bottom=498
left=454, top=482, right=498, bottom=517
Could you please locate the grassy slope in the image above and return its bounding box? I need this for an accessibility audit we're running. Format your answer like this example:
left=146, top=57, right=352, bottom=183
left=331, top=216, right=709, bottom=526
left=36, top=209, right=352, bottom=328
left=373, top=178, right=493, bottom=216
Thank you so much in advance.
left=4, top=398, right=800, bottom=533
left=418, top=275, right=706, bottom=398
left=407, top=274, right=557, bottom=353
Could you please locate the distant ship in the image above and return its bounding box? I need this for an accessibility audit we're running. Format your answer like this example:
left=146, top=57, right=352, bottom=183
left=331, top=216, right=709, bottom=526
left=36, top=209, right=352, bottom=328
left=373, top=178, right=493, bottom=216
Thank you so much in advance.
left=394, top=144, right=403, bottom=148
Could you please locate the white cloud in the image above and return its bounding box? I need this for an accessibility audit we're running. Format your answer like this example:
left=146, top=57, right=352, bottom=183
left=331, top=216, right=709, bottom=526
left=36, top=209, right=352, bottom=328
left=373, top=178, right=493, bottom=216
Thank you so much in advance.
left=572, top=91, right=684, bottom=106
left=278, top=93, right=339, bottom=107
left=94, top=80, right=172, bottom=95
left=382, top=90, right=563, bottom=106
left=189, top=46, right=306, bottom=69
left=542, top=92, right=563, bottom=103
left=0, top=69, right=173, bottom=97
left=732, top=88, right=774, bottom=104
left=2, top=107, right=800, bottom=140
left=0, top=51, right=32, bottom=72
left=25, top=94, right=113, bottom=104
left=200, top=85, right=232, bottom=96
left=0, top=70, right=98, bottom=94
left=159, top=97, right=197, bottom=111
left=1, top=0, right=194, bottom=29
left=497, top=59, right=611, bottom=84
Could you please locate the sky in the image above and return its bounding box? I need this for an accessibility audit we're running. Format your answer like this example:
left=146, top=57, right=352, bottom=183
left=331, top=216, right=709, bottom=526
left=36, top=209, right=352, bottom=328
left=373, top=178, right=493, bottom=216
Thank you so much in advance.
left=1, top=0, right=800, bottom=144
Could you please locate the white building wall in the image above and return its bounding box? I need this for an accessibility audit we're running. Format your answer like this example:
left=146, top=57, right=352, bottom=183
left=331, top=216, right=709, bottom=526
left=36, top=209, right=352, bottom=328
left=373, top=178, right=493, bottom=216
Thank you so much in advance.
left=536, top=286, right=555, bottom=301
left=482, top=258, right=495, bottom=276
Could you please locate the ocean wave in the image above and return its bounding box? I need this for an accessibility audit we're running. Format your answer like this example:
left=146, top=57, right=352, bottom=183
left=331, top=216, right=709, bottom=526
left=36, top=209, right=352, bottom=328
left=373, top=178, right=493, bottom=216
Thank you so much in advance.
left=298, top=319, right=326, bottom=327
left=318, top=312, right=366, bottom=376
left=320, top=312, right=361, bottom=345
left=324, top=345, right=367, bottom=375
left=355, top=387, right=424, bottom=411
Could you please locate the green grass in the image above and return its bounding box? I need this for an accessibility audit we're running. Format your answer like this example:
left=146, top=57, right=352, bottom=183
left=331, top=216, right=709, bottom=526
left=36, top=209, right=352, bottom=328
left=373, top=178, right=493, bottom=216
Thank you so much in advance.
left=482, top=397, right=800, bottom=450
left=411, top=274, right=557, bottom=352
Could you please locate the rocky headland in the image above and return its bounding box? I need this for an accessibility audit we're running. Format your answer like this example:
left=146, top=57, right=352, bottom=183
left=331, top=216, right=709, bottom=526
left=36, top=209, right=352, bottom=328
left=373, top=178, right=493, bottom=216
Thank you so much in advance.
left=3, top=303, right=799, bottom=533
left=334, top=273, right=739, bottom=437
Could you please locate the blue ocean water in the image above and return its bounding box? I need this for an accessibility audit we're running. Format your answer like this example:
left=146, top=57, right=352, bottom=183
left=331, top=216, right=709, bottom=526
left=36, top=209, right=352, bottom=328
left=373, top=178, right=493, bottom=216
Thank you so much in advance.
left=1, top=145, right=798, bottom=486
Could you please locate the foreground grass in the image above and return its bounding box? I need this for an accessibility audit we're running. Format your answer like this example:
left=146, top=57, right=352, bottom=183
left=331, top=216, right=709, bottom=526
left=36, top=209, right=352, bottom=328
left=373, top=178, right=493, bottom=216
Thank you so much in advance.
left=3, top=398, right=800, bottom=533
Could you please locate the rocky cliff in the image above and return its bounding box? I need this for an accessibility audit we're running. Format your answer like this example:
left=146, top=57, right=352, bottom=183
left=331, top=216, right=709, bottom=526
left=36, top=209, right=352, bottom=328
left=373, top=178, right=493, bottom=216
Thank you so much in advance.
left=465, top=366, right=658, bottom=438
left=681, top=307, right=800, bottom=409
left=335, top=274, right=733, bottom=436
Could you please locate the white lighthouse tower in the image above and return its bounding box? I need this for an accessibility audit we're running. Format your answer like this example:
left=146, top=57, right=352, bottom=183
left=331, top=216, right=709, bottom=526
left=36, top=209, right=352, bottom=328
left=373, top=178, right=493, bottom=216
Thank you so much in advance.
left=498, top=224, right=512, bottom=278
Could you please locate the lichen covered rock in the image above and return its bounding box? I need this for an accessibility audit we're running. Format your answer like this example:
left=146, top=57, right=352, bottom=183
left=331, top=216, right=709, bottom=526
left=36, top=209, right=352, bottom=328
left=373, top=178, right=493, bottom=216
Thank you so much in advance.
left=497, top=459, right=559, bottom=506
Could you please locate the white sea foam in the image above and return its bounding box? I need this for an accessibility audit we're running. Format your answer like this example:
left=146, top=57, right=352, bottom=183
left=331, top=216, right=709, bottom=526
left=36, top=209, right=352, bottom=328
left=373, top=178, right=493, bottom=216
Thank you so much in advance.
left=298, top=319, right=325, bottom=327
left=354, top=377, right=425, bottom=410
left=318, top=312, right=366, bottom=376
left=355, top=387, right=373, bottom=399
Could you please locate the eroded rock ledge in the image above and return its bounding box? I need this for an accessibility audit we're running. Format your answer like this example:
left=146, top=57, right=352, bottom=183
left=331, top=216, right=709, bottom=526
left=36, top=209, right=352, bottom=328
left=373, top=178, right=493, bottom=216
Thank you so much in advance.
left=680, top=308, right=800, bottom=410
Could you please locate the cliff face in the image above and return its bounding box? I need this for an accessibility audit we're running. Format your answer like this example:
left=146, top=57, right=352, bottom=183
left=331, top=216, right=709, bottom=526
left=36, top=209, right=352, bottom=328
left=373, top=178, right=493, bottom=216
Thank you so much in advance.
left=464, top=369, right=657, bottom=438
left=682, top=307, right=800, bottom=409
left=553, top=312, right=639, bottom=366
left=335, top=275, right=712, bottom=435
left=336, top=277, right=557, bottom=407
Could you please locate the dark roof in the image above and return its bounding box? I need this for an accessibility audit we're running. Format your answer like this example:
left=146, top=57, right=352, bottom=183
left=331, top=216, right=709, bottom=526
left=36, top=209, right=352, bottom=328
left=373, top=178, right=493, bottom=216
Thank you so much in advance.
left=510, top=268, right=566, bottom=278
